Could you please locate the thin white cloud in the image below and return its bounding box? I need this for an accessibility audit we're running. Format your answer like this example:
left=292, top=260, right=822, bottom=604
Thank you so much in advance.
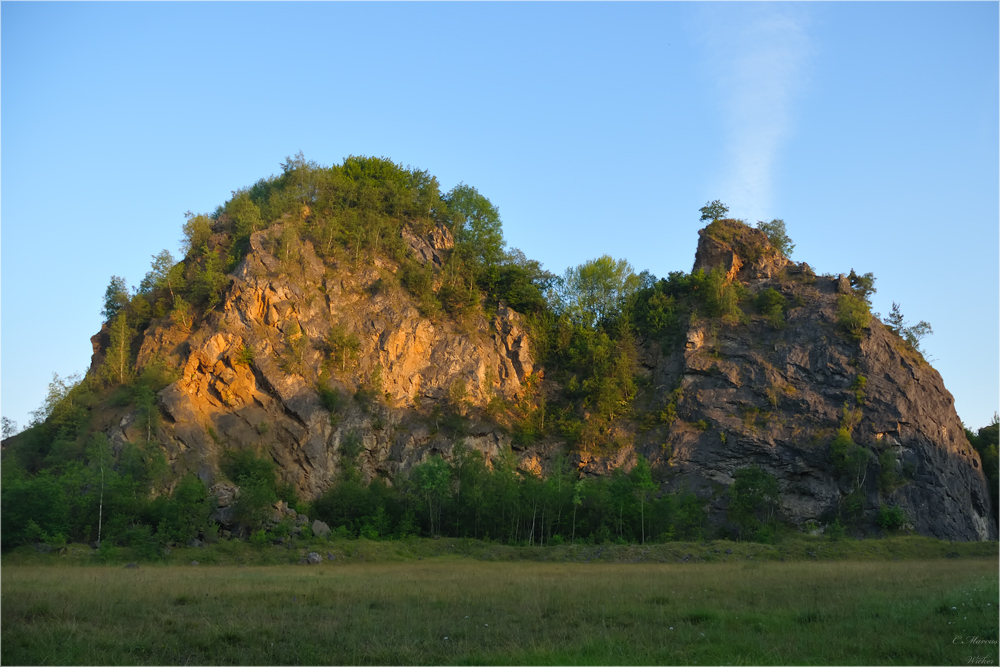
left=696, top=5, right=811, bottom=222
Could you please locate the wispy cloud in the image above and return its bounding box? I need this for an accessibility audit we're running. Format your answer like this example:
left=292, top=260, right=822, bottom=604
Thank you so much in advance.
left=696, top=5, right=812, bottom=221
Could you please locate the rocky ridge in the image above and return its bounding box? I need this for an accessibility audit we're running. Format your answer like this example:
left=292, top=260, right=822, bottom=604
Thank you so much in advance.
left=91, top=219, right=994, bottom=541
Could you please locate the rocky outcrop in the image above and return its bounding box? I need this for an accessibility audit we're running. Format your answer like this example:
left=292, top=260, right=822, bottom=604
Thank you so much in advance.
left=91, top=218, right=993, bottom=541
left=638, top=226, right=995, bottom=541
left=693, top=219, right=790, bottom=281
left=102, top=224, right=534, bottom=499
left=401, top=222, right=454, bottom=268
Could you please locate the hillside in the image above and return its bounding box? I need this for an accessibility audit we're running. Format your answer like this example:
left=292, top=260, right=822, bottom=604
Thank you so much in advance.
left=2, top=156, right=995, bottom=552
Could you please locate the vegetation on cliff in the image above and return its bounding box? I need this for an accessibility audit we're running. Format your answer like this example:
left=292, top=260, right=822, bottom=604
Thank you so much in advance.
left=2, top=156, right=992, bottom=555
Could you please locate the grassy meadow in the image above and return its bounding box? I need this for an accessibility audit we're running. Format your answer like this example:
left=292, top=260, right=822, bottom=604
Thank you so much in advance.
left=2, top=537, right=998, bottom=665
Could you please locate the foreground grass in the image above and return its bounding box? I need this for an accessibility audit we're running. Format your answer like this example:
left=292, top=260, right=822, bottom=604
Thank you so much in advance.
left=3, top=556, right=997, bottom=665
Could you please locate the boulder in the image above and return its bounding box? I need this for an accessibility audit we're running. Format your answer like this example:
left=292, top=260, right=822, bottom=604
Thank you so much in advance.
left=304, top=552, right=322, bottom=565
left=312, top=520, right=331, bottom=538
left=210, top=481, right=239, bottom=509
left=211, top=506, right=235, bottom=527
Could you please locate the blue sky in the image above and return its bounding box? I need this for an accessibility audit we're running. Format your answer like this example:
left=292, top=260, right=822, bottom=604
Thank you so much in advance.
left=2, top=2, right=997, bottom=431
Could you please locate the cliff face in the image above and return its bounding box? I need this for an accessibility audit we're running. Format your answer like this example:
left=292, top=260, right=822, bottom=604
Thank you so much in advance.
left=635, top=224, right=995, bottom=541
left=90, top=219, right=994, bottom=541
left=93, top=223, right=533, bottom=500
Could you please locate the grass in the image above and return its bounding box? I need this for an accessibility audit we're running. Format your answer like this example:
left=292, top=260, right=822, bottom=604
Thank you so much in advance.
left=2, top=540, right=998, bottom=665
left=3, top=533, right=996, bottom=568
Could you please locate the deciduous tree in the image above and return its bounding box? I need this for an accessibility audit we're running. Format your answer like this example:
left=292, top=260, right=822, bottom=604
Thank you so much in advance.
left=558, top=255, right=641, bottom=327
left=101, top=276, right=130, bottom=321
left=699, top=200, right=729, bottom=222
left=756, top=218, right=795, bottom=257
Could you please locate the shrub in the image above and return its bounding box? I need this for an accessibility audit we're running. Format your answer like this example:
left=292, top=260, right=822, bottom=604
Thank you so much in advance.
left=842, top=487, right=865, bottom=521
left=704, top=267, right=743, bottom=322
left=249, top=529, right=270, bottom=547
left=756, top=219, right=795, bottom=257
left=877, top=504, right=907, bottom=531
left=830, top=428, right=872, bottom=487
left=727, top=466, right=780, bottom=541
left=323, top=325, right=361, bottom=372
left=851, top=375, right=867, bottom=404
left=235, top=344, right=254, bottom=366
left=318, top=384, right=345, bottom=425
left=878, top=449, right=903, bottom=494
left=755, top=288, right=786, bottom=329
left=837, top=294, right=871, bottom=341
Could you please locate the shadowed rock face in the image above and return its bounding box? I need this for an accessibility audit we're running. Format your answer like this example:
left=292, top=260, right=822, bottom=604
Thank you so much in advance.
left=637, top=224, right=994, bottom=541
left=90, top=219, right=994, bottom=541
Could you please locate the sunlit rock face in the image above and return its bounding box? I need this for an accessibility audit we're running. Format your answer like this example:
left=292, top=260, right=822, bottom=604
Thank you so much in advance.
left=91, top=219, right=994, bottom=541
left=96, top=223, right=535, bottom=500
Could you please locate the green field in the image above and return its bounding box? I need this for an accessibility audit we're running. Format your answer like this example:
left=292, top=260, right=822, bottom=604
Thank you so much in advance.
left=2, top=539, right=998, bottom=665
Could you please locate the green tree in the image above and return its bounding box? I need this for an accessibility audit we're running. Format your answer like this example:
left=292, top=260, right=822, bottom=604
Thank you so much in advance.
left=2, top=417, right=18, bottom=439
left=411, top=455, right=452, bottom=536
left=882, top=302, right=933, bottom=356
left=101, top=276, right=130, bottom=321
left=727, top=466, right=780, bottom=541
left=570, top=479, right=585, bottom=543
left=228, top=191, right=263, bottom=240
left=223, top=450, right=281, bottom=534
left=630, top=455, right=657, bottom=544
left=190, top=250, right=228, bottom=309
left=100, top=314, right=134, bottom=386
left=139, top=250, right=181, bottom=301
left=755, top=287, right=786, bottom=328
left=28, top=373, right=82, bottom=427
left=848, top=269, right=877, bottom=305
left=699, top=200, right=729, bottom=222
left=836, top=294, right=872, bottom=342
left=324, top=325, right=362, bottom=372
left=756, top=219, right=795, bottom=257
left=0, top=468, right=69, bottom=547
left=181, top=212, right=213, bottom=257
left=134, top=384, right=159, bottom=442
left=830, top=427, right=872, bottom=488
left=704, top=266, right=743, bottom=322
left=558, top=255, right=641, bottom=327
left=966, top=414, right=999, bottom=526
left=445, top=183, right=506, bottom=272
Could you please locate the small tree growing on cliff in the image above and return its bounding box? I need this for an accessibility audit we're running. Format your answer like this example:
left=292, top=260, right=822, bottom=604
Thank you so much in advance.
left=883, top=302, right=933, bottom=356
left=756, top=219, right=795, bottom=257
left=100, top=314, right=134, bottom=386
left=101, top=276, right=131, bottom=322
left=699, top=200, right=729, bottom=222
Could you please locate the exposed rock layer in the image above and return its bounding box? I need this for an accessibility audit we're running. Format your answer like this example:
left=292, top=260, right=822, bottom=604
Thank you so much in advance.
left=92, top=220, right=995, bottom=541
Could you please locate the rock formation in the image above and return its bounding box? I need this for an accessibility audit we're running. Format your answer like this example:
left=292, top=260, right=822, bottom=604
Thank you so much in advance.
left=89, top=218, right=995, bottom=541
left=637, top=221, right=994, bottom=541
left=93, top=222, right=534, bottom=500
